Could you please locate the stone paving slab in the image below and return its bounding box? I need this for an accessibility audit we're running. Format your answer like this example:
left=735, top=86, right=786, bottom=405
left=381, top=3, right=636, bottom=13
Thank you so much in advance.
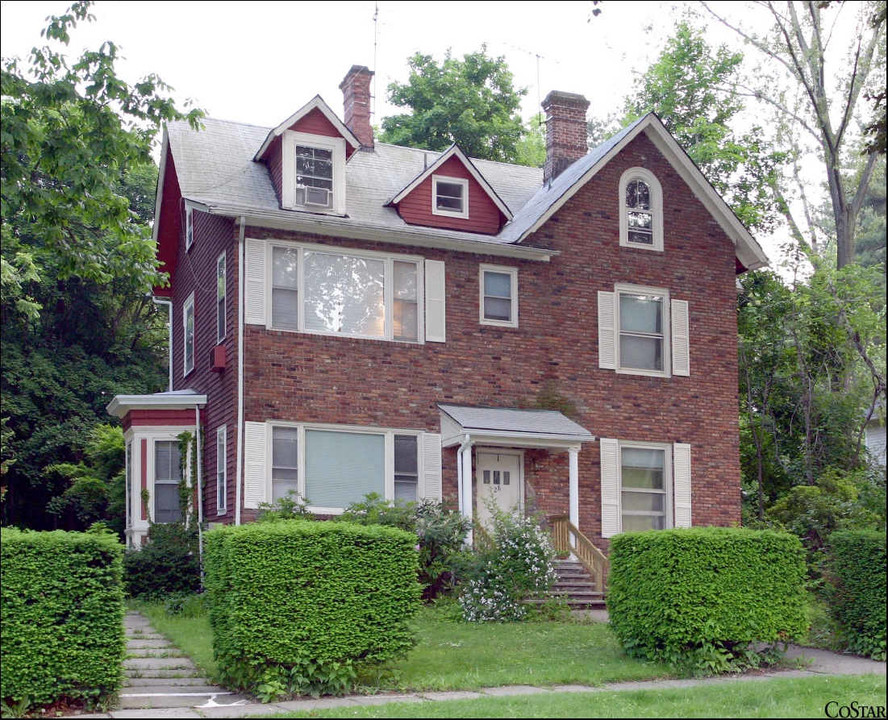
left=194, top=703, right=286, bottom=718
left=128, top=639, right=177, bottom=649
left=480, top=684, right=552, bottom=696
left=124, top=657, right=196, bottom=670
left=120, top=694, right=239, bottom=710
left=121, top=685, right=232, bottom=696
left=125, top=668, right=204, bottom=679
left=420, top=690, right=484, bottom=701
left=110, top=709, right=203, bottom=719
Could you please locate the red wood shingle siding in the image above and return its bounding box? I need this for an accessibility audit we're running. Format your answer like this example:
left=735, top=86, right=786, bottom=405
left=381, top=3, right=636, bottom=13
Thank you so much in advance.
left=154, top=151, right=183, bottom=297
left=395, top=156, right=507, bottom=234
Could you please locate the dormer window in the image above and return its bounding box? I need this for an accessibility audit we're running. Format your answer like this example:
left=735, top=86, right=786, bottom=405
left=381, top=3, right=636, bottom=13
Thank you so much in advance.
left=432, top=176, right=469, bottom=219
left=281, top=131, right=346, bottom=215
left=619, top=168, right=663, bottom=252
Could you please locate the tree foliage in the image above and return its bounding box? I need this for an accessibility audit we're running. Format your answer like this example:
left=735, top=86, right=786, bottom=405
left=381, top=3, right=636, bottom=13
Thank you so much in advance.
left=624, top=21, right=785, bottom=231
left=379, top=47, right=527, bottom=163
left=0, top=2, right=202, bottom=531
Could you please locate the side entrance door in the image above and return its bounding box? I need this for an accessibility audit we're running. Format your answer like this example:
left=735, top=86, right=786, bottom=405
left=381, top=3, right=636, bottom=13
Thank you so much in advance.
left=475, top=450, right=522, bottom=530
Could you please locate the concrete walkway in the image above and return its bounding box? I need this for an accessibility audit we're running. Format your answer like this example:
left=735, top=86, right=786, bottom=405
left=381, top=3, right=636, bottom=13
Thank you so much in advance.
left=76, top=612, right=885, bottom=719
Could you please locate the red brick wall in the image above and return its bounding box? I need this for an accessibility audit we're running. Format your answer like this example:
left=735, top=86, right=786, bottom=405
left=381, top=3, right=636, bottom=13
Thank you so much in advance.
left=170, top=210, right=239, bottom=523
left=240, top=130, right=741, bottom=545
left=396, top=156, right=507, bottom=234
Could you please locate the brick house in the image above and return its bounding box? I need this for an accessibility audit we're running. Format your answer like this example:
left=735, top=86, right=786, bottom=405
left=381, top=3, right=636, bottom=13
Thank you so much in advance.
left=108, top=65, right=767, bottom=553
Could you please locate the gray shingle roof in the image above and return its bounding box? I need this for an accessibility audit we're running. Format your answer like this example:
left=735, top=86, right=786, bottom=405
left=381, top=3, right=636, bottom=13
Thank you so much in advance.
left=438, top=404, right=593, bottom=440
left=167, top=118, right=542, bottom=247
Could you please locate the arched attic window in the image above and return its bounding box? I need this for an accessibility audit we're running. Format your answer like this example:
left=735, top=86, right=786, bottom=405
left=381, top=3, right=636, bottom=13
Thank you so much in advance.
left=619, top=168, right=663, bottom=252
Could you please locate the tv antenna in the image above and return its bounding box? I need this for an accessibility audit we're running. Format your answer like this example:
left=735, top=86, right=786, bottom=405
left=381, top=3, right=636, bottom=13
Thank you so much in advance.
left=372, top=2, right=379, bottom=120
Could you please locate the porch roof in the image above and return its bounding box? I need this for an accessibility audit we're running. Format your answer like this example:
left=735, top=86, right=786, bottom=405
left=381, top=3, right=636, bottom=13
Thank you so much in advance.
left=438, top=404, right=594, bottom=448
left=106, top=389, right=207, bottom=419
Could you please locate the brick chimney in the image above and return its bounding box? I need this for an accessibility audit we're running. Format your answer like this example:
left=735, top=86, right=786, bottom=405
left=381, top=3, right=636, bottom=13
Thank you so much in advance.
left=542, top=91, right=590, bottom=184
left=340, top=65, right=374, bottom=149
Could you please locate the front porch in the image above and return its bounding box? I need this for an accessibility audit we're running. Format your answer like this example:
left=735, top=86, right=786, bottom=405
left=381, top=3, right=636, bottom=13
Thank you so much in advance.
left=439, top=404, right=608, bottom=591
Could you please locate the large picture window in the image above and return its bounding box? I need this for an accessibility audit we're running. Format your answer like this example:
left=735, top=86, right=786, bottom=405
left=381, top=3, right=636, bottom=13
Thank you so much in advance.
left=268, top=243, right=422, bottom=343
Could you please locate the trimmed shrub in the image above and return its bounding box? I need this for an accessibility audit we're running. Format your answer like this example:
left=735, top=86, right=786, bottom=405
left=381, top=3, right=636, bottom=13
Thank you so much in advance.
left=459, top=509, right=557, bottom=622
left=204, top=521, right=421, bottom=698
left=123, top=522, right=201, bottom=599
left=827, top=530, right=886, bottom=660
left=607, top=527, right=807, bottom=673
left=1, top=527, right=125, bottom=712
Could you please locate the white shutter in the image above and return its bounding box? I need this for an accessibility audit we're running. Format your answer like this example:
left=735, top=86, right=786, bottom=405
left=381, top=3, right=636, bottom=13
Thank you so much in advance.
left=424, top=260, right=446, bottom=343
left=421, top=433, right=443, bottom=501
left=671, top=299, right=690, bottom=377
left=243, top=421, right=268, bottom=509
left=244, top=238, right=267, bottom=326
left=598, top=291, right=616, bottom=369
left=673, top=443, right=692, bottom=528
left=600, top=438, right=621, bottom=537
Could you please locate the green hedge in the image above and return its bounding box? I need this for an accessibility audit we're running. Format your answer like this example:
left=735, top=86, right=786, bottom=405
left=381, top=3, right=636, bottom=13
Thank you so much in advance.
left=204, top=520, right=421, bottom=697
left=1, top=528, right=125, bottom=711
left=607, top=527, right=807, bottom=672
left=828, top=530, right=886, bottom=660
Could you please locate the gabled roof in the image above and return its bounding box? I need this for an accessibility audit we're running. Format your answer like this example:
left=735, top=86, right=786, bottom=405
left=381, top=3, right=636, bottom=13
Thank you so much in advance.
left=388, top=144, right=513, bottom=220
left=502, top=113, right=768, bottom=271
left=253, top=95, right=360, bottom=162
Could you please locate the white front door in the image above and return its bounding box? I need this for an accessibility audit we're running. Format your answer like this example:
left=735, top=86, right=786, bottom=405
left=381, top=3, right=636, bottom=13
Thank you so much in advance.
left=475, top=450, right=522, bottom=529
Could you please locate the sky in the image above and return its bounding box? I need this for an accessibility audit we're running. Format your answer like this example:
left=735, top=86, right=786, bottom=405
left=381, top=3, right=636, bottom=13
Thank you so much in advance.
left=0, top=0, right=693, bottom=128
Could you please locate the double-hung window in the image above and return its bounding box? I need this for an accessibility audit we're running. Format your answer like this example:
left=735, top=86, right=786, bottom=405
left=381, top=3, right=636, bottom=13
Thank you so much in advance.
left=480, top=265, right=518, bottom=327
left=268, top=243, right=423, bottom=343
left=432, top=176, right=469, bottom=219
left=183, top=293, right=195, bottom=376
left=216, top=426, right=227, bottom=514
left=271, top=426, right=299, bottom=502
left=620, top=444, right=669, bottom=532
left=282, top=131, right=346, bottom=214
left=184, top=206, right=194, bottom=251
left=618, top=287, right=668, bottom=374
left=154, top=440, right=182, bottom=524
left=216, top=252, right=226, bottom=343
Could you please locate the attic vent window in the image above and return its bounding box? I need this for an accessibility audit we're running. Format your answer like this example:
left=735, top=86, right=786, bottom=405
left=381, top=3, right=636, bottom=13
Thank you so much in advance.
left=432, top=176, right=469, bottom=219
left=295, top=146, right=333, bottom=208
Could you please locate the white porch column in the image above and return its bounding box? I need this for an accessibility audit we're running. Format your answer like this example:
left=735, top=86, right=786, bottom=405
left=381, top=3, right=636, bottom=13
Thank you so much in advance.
left=461, top=439, right=474, bottom=544
left=569, top=446, right=580, bottom=533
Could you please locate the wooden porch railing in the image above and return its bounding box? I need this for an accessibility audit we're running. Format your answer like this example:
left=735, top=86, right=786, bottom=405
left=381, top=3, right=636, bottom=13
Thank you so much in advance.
left=549, top=515, right=609, bottom=591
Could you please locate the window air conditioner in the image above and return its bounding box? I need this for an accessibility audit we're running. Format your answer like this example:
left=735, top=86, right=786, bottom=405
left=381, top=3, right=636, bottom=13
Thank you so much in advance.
left=298, top=186, right=332, bottom=208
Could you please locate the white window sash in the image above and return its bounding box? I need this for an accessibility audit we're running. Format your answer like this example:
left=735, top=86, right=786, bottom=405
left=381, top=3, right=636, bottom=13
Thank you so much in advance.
left=479, top=264, right=518, bottom=328
left=614, top=283, right=671, bottom=378
left=216, top=425, right=227, bottom=514
left=617, top=440, right=673, bottom=531
left=281, top=131, right=346, bottom=214
left=262, top=240, right=425, bottom=344
left=432, top=175, right=469, bottom=219
left=619, top=167, right=663, bottom=252
left=216, top=252, right=226, bottom=344
left=183, top=292, right=195, bottom=376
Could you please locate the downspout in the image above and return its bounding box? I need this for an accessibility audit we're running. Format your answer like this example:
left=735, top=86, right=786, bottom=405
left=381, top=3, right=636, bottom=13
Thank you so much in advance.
left=234, top=217, right=246, bottom=525
left=194, top=406, right=204, bottom=574
left=152, top=297, right=174, bottom=392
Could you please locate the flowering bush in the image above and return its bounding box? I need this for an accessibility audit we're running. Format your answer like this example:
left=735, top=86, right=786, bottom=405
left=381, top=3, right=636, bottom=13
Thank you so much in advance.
left=459, top=508, right=557, bottom=622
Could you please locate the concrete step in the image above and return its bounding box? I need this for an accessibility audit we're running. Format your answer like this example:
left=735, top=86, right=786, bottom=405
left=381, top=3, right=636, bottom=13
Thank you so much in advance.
left=125, top=668, right=204, bottom=679
left=128, top=649, right=186, bottom=658
left=125, top=676, right=216, bottom=688
left=124, top=657, right=196, bottom=670
left=119, top=690, right=236, bottom=709
left=128, top=639, right=177, bottom=649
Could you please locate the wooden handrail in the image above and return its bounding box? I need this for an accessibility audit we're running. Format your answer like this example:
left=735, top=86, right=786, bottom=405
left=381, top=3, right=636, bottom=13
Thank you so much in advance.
left=549, top=515, right=609, bottom=591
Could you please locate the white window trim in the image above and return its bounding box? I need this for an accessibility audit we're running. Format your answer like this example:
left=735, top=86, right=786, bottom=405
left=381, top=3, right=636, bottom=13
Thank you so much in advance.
left=266, top=422, right=424, bottom=515
left=281, top=131, right=346, bottom=215
left=614, top=283, right=671, bottom=378
left=432, top=175, right=469, bottom=219
left=265, top=239, right=425, bottom=344
left=183, top=292, right=195, bottom=377
left=150, top=433, right=191, bottom=525
left=618, top=440, right=673, bottom=531
left=479, top=264, right=519, bottom=328
left=184, top=205, right=194, bottom=251
left=619, top=167, right=663, bottom=252
left=216, top=251, right=227, bottom=344
left=216, top=425, right=227, bottom=515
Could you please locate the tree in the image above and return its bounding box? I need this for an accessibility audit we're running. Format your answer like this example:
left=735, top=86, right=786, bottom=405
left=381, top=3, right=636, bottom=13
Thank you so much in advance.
left=624, top=21, right=785, bottom=231
left=379, top=47, right=527, bottom=163
left=702, top=1, right=886, bottom=268
left=1, top=2, right=202, bottom=531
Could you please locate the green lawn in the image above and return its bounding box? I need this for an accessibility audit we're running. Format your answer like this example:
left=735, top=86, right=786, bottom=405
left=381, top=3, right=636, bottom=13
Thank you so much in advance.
left=133, top=601, right=670, bottom=691
left=262, top=675, right=887, bottom=718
